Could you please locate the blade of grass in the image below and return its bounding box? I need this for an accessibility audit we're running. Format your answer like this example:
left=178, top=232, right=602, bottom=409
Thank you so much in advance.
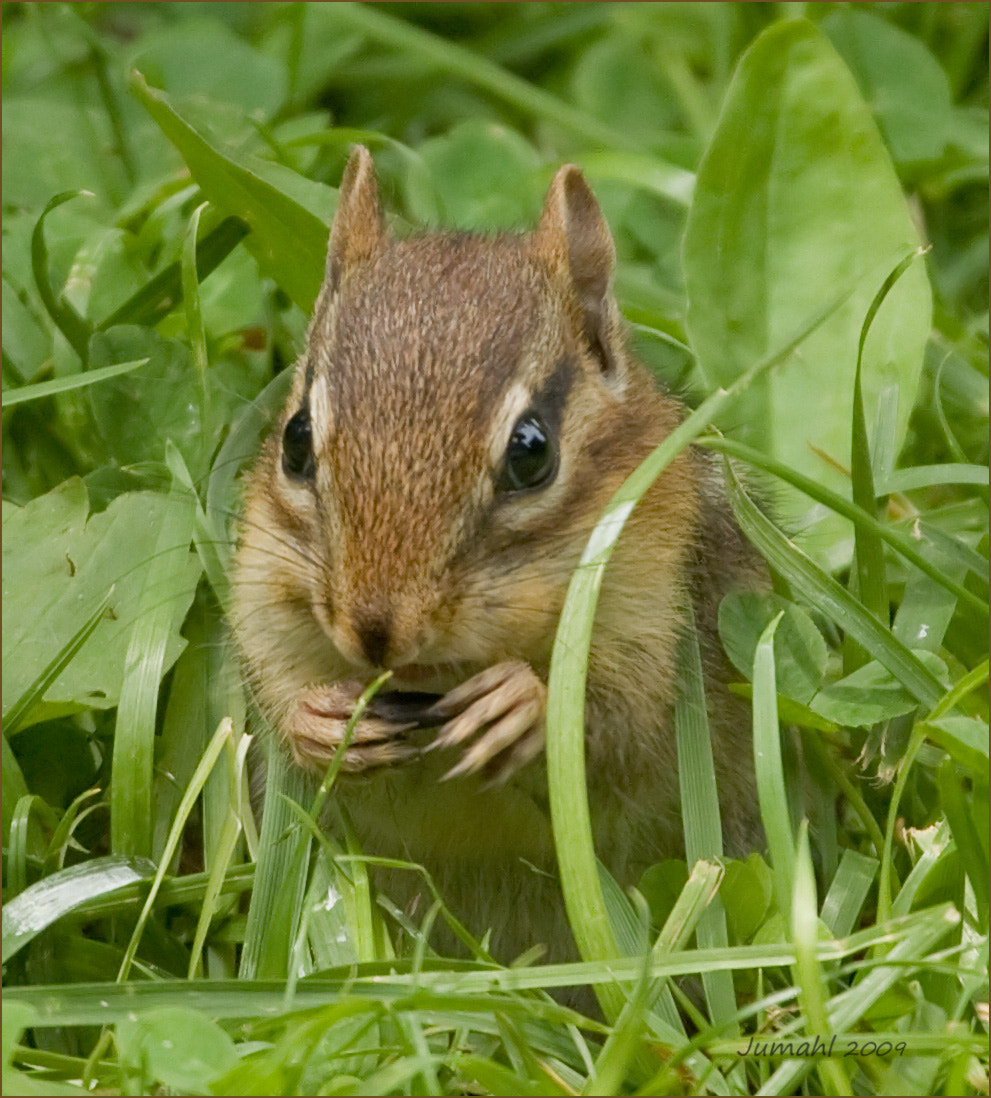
left=5, top=906, right=959, bottom=1023
left=673, top=615, right=741, bottom=1042
left=847, top=257, right=920, bottom=677
left=878, top=463, right=990, bottom=493
left=1, top=358, right=148, bottom=407
left=723, top=462, right=945, bottom=709
left=239, top=733, right=312, bottom=980
left=753, top=613, right=796, bottom=915
left=187, top=730, right=251, bottom=978
left=583, top=906, right=655, bottom=1096
left=117, top=717, right=236, bottom=982
left=819, top=849, right=878, bottom=938
left=790, top=821, right=854, bottom=1096
left=1, top=736, right=30, bottom=845
left=5, top=795, right=58, bottom=901
left=648, top=862, right=729, bottom=1079
left=699, top=436, right=988, bottom=619
left=937, top=756, right=989, bottom=933
left=110, top=451, right=198, bottom=858
left=181, top=202, right=210, bottom=473
left=850, top=252, right=923, bottom=634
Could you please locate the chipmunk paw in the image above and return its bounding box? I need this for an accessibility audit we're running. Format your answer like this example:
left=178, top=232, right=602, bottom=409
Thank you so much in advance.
left=428, top=661, right=546, bottom=784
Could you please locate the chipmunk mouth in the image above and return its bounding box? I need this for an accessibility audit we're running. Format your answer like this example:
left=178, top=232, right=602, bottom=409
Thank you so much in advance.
left=390, top=663, right=435, bottom=684
left=389, top=661, right=470, bottom=694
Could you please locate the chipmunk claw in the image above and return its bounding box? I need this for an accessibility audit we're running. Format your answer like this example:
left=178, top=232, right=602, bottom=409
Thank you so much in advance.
left=430, top=661, right=546, bottom=784
left=287, top=681, right=420, bottom=774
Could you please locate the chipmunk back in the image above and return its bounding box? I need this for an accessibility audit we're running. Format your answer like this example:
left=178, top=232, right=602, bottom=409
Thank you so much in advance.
left=233, top=147, right=766, bottom=964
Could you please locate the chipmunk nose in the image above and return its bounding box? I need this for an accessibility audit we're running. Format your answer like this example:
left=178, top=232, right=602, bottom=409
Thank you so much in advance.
left=355, top=616, right=391, bottom=668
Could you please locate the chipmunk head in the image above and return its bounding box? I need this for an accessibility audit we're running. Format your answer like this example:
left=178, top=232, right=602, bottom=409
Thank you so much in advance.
left=256, top=145, right=656, bottom=678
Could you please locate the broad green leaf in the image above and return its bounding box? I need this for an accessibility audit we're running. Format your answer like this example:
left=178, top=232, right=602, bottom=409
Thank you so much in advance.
left=130, top=70, right=330, bottom=313
left=720, top=854, right=774, bottom=944
left=130, top=17, right=286, bottom=117
left=673, top=614, right=739, bottom=1033
left=684, top=19, right=931, bottom=560
left=921, top=715, right=990, bottom=773
left=1, top=480, right=199, bottom=721
left=116, top=1006, right=238, bottom=1092
left=570, top=33, right=681, bottom=141
left=822, top=8, right=953, bottom=165
left=404, top=120, right=541, bottom=229
left=637, top=860, right=688, bottom=934
left=718, top=591, right=827, bottom=704
left=810, top=652, right=948, bottom=728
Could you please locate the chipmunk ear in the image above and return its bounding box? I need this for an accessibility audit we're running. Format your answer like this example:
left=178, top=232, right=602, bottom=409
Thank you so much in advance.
left=326, top=145, right=386, bottom=294
left=533, top=166, right=620, bottom=376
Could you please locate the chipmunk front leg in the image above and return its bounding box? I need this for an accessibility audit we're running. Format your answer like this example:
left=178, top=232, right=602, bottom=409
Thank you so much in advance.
left=287, top=681, right=420, bottom=774
left=427, top=661, right=547, bottom=784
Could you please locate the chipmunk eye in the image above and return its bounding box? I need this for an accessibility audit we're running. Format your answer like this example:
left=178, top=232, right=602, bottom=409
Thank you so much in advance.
left=498, top=413, right=557, bottom=493
left=282, top=408, right=315, bottom=480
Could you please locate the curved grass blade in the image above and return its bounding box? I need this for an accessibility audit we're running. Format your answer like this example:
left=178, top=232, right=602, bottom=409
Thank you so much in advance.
left=5, top=795, right=58, bottom=901
left=2, top=854, right=156, bottom=963
left=850, top=253, right=924, bottom=646
left=30, top=191, right=94, bottom=362
left=879, top=462, right=990, bottom=494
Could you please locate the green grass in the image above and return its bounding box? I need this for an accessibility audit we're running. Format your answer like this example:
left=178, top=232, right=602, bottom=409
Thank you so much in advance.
left=2, top=3, right=988, bottom=1095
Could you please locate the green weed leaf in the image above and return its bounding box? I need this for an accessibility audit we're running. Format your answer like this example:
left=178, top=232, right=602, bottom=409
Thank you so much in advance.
left=1, top=480, right=199, bottom=723
left=684, top=20, right=931, bottom=556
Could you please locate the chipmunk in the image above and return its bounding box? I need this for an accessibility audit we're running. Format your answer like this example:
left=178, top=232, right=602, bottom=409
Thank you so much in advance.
left=233, top=146, right=766, bottom=966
